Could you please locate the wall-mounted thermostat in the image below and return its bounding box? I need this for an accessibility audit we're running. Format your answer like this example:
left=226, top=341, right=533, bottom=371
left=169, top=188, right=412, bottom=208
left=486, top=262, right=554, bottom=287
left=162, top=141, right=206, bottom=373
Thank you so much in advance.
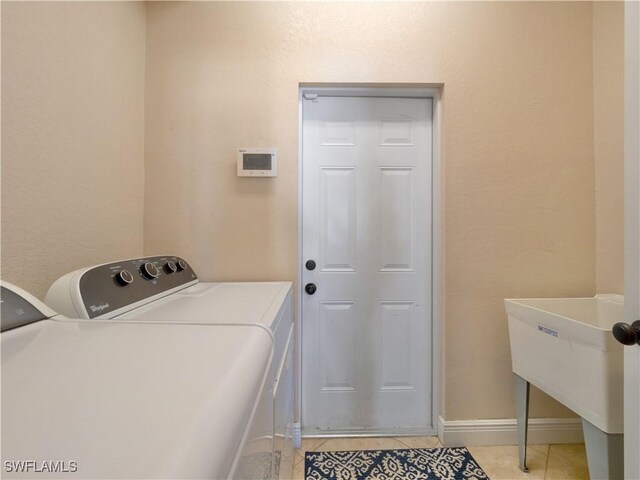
left=237, top=148, right=277, bottom=177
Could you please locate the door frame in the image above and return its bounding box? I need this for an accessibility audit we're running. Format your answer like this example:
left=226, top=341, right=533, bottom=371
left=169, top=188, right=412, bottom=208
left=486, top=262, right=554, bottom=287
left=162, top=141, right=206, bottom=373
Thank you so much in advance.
left=623, top=1, right=640, bottom=476
left=295, top=84, right=443, bottom=441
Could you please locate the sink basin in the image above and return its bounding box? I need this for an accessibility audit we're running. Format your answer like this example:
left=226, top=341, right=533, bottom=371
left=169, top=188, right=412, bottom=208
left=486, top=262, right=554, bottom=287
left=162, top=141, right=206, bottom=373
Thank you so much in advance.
left=505, top=294, right=624, bottom=434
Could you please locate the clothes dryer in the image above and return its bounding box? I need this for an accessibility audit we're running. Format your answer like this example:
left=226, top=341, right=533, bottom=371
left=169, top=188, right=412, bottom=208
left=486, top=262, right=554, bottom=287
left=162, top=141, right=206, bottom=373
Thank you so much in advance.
left=2, top=281, right=272, bottom=479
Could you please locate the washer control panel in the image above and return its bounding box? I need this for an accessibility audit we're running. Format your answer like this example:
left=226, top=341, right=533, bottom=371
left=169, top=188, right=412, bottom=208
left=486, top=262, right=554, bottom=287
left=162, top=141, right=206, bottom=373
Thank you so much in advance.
left=78, top=256, right=198, bottom=319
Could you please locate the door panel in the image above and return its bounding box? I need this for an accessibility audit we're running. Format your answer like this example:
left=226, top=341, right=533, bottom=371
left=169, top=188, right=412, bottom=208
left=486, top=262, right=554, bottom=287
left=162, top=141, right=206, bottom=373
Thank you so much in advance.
left=319, top=168, right=356, bottom=271
left=379, top=168, right=415, bottom=271
left=319, top=301, right=358, bottom=391
left=379, top=301, right=416, bottom=390
left=302, top=96, right=432, bottom=432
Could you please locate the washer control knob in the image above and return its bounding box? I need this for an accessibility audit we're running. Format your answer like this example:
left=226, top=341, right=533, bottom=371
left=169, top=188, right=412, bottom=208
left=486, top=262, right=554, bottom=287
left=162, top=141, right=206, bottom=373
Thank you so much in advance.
left=176, top=259, right=188, bottom=271
left=164, top=261, right=178, bottom=274
left=141, top=262, right=159, bottom=280
left=115, top=269, right=134, bottom=286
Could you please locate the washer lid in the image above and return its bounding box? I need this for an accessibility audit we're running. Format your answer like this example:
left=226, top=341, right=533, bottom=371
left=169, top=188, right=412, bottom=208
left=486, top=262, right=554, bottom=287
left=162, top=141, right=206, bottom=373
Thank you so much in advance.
left=122, top=282, right=292, bottom=330
left=2, top=320, right=272, bottom=479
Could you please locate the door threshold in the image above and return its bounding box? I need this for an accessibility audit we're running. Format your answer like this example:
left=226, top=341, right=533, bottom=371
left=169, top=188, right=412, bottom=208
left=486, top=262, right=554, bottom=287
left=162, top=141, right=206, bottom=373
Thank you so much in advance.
left=302, top=427, right=437, bottom=438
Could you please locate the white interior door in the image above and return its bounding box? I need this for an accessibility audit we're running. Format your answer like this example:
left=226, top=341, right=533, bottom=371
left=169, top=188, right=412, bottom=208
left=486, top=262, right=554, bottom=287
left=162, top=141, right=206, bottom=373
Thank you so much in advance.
left=301, top=95, right=432, bottom=433
left=624, top=2, right=640, bottom=477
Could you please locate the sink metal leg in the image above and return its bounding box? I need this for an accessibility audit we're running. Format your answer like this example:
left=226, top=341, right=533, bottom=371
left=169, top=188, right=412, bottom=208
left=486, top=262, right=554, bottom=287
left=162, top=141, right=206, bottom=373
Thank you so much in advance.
left=581, top=418, right=624, bottom=480
left=514, top=373, right=530, bottom=472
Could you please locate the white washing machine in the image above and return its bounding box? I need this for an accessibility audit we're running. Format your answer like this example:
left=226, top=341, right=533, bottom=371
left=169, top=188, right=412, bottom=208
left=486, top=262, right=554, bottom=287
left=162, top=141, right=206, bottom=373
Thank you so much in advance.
left=45, top=255, right=295, bottom=480
left=1, top=281, right=273, bottom=479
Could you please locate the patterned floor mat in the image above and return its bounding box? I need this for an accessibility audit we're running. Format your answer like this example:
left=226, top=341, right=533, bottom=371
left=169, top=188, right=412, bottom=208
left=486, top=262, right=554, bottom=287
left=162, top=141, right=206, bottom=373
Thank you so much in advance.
left=304, top=447, right=489, bottom=480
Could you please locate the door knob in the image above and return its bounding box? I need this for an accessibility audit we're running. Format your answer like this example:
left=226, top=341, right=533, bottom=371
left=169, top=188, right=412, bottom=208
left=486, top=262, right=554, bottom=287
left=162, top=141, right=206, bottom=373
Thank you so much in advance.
left=305, top=260, right=316, bottom=271
left=612, top=320, right=640, bottom=346
left=305, top=283, right=317, bottom=295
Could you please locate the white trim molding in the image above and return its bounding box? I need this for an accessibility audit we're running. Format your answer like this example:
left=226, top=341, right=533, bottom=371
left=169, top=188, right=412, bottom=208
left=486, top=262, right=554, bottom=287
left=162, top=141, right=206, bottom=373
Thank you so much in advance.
left=437, top=416, right=584, bottom=447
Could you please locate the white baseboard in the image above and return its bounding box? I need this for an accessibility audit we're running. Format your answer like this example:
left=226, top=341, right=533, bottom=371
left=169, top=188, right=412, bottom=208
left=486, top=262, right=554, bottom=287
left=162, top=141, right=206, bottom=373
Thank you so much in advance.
left=437, top=416, right=584, bottom=447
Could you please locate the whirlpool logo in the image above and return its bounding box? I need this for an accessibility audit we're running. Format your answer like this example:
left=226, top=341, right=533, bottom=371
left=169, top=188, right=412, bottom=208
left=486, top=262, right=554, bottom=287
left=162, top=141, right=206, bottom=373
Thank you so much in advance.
left=89, top=303, right=110, bottom=313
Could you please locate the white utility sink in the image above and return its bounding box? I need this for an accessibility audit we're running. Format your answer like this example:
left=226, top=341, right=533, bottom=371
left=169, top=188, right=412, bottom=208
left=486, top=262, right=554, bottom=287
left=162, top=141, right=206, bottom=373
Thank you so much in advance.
left=505, top=294, right=625, bottom=479
left=505, top=294, right=624, bottom=433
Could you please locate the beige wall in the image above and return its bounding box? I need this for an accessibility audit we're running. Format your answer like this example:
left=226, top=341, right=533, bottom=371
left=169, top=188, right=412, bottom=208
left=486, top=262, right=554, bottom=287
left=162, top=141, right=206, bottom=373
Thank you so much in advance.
left=1, top=1, right=147, bottom=299
left=0, top=0, right=622, bottom=423
left=593, top=1, right=625, bottom=294
left=145, top=1, right=597, bottom=420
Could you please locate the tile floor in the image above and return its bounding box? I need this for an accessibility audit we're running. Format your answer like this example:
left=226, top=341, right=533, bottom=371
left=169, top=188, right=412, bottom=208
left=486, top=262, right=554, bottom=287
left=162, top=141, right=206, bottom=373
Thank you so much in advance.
left=292, top=437, right=589, bottom=479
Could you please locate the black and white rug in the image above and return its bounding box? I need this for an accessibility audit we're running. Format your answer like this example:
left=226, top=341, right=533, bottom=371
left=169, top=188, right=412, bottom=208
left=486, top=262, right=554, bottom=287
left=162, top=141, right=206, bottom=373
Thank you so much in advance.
left=304, top=447, right=489, bottom=480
